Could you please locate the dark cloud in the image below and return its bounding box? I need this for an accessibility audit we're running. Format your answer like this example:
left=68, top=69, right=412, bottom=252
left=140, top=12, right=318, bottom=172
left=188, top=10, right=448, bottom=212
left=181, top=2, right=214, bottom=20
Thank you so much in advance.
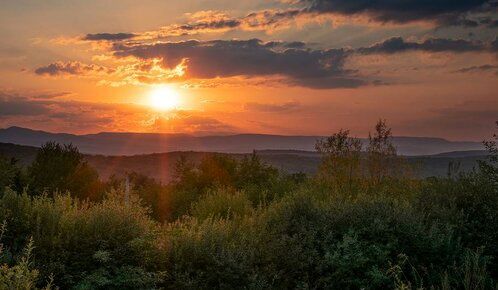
left=454, top=64, right=498, bottom=74
left=245, top=101, right=301, bottom=112
left=34, top=61, right=113, bottom=76
left=112, top=38, right=368, bottom=89
left=492, top=38, right=498, bottom=51
left=401, top=104, right=498, bottom=140
left=83, top=33, right=137, bottom=41
left=144, top=9, right=310, bottom=38
left=243, top=9, right=304, bottom=29
left=357, top=37, right=487, bottom=54
left=0, top=94, right=51, bottom=116
left=31, top=92, right=71, bottom=99
left=300, top=0, right=497, bottom=26
left=79, top=1, right=497, bottom=42
left=177, top=19, right=241, bottom=31
left=264, top=41, right=307, bottom=49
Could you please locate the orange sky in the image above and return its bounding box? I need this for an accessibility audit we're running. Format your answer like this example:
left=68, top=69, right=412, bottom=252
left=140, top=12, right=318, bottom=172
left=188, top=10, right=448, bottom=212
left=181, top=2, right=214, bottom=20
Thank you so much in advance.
left=0, top=0, right=497, bottom=140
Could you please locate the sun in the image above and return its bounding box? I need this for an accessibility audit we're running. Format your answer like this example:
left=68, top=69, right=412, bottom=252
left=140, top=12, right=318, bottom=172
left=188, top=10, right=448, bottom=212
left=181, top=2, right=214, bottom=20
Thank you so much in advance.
left=148, top=86, right=181, bottom=111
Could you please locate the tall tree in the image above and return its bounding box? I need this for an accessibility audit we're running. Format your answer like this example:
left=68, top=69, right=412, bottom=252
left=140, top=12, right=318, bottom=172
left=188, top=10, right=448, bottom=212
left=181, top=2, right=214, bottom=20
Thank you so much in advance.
left=0, top=156, right=25, bottom=194
left=479, top=121, right=498, bottom=185
left=28, top=142, right=101, bottom=199
left=315, top=129, right=363, bottom=191
left=366, top=119, right=402, bottom=184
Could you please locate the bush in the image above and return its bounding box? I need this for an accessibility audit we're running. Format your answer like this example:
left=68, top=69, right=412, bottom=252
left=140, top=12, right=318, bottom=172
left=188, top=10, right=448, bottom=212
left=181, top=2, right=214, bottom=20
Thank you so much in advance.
left=190, top=188, right=253, bottom=221
left=162, top=216, right=263, bottom=289
left=417, top=173, right=498, bottom=277
left=254, top=189, right=461, bottom=289
left=0, top=223, right=53, bottom=289
left=1, top=122, right=497, bottom=289
left=0, top=189, right=164, bottom=289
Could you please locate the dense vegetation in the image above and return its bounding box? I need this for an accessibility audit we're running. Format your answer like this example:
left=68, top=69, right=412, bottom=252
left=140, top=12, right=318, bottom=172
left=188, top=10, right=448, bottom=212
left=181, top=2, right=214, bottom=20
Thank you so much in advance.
left=0, top=120, right=497, bottom=289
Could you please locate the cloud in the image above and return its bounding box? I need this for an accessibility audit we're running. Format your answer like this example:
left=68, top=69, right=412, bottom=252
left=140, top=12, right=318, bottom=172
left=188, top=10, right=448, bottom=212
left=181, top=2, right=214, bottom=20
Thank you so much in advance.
left=142, top=9, right=311, bottom=38
left=299, top=0, right=497, bottom=26
left=492, top=38, right=498, bottom=51
left=34, top=61, right=113, bottom=77
left=0, top=93, right=51, bottom=116
left=82, top=33, right=137, bottom=41
left=245, top=101, right=301, bottom=112
left=0, top=91, right=128, bottom=132
left=401, top=102, right=498, bottom=140
left=111, top=38, right=368, bottom=89
left=454, top=64, right=498, bottom=74
left=0, top=90, right=237, bottom=135
left=148, top=0, right=497, bottom=36
left=62, top=0, right=497, bottom=46
left=31, top=92, right=71, bottom=99
left=357, top=37, right=488, bottom=54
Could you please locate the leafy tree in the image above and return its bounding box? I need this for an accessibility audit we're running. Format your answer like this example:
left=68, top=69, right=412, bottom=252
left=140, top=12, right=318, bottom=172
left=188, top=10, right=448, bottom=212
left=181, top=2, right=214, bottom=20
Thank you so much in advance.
left=28, top=142, right=101, bottom=199
left=107, top=172, right=169, bottom=221
left=315, top=129, right=363, bottom=192
left=366, top=119, right=397, bottom=183
left=366, top=119, right=413, bottom=189
left=0, top=156, right=25, bottom=194
left=478, top=121, right=498, bottom=185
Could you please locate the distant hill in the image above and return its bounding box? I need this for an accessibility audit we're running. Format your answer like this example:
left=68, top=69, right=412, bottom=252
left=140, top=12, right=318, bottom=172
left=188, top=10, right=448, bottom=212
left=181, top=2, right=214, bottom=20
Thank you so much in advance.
left=0, top=126, right=484, bottom=156
left=429, top=150, right=488, bottom=158
left=0, top=142, right=488, bottom=182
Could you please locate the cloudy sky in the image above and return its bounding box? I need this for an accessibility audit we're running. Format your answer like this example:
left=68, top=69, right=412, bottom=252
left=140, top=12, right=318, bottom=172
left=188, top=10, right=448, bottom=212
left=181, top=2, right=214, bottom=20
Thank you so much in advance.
left=0, top=0, right=497, bottom=140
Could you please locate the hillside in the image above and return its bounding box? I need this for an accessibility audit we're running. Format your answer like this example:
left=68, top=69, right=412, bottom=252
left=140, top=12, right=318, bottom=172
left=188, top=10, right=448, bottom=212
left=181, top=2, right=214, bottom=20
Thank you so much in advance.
left=0, top=142, right=488, bottom=182
left=0, top=126, right=484, bottom=156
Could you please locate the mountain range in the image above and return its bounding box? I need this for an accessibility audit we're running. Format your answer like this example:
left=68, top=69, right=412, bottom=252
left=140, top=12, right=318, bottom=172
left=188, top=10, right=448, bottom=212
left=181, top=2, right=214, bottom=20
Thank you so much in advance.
left=0, top=142, right=488, bottom=182
left=0, top=126, right=484, bottom=156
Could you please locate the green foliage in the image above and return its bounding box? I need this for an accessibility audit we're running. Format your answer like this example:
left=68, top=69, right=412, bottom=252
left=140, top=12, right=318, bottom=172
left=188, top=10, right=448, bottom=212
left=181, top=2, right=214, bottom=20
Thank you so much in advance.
left=0, top=190, right=164, bottom=289
left=28, top=142, right=102, bottom=200
left=315, top=120, right=416, bottom=197
left=0, top=155, right=25, bottom=194
left=190, top=188, right=253, bottom=221
left=254, top=190, right=460, bottom=289
left=1, top=121, right=498, bottom=289
left=0, top=223, right=53, bottom=290
left=479, top=121, right=498, bottom=185
left=366, top=119, right=412, bottom=187
left=167, top=153, right=295, bottom=219
left=162, top=217, right=262, bottom=289
left=418, top=173, right=498, bottom=277
left=315, top=129, right=363, bottom=193
left=107, top=172, right=169, bottom=221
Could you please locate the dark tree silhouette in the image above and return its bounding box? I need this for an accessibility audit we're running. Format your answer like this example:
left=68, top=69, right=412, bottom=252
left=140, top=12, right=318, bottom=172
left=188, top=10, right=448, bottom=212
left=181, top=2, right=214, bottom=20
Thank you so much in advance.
left=28, top=142, right=101, bottom=199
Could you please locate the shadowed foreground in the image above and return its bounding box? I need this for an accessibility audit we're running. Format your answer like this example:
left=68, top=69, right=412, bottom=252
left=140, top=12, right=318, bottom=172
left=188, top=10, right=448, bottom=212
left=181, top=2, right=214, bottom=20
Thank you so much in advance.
left=0, top=121, right=497, bottom=289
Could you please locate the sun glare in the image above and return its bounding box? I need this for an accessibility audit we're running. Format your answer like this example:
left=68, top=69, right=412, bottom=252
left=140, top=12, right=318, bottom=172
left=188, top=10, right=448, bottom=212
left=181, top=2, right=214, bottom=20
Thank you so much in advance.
left=148, top=86, right=181, bottom=111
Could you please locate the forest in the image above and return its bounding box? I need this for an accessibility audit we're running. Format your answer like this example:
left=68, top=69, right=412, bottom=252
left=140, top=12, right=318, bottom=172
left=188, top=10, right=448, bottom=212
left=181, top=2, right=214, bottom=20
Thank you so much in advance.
left=0, top=120, right=497, bottom=289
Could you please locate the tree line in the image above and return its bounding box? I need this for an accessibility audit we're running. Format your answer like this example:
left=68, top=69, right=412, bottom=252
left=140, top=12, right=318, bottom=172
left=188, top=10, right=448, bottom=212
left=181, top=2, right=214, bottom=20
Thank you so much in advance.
left=0, top=120, right=497, bottom=289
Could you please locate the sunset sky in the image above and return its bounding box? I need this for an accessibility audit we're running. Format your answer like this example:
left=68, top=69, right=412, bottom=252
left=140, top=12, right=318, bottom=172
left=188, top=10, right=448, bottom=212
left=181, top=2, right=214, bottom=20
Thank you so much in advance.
left=1, top=0, right=497, bottom=140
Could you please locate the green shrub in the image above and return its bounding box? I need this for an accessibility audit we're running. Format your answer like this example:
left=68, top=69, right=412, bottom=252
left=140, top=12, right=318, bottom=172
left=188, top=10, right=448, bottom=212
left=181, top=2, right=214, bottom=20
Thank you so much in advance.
left=0, top=189, right=164, bottom=289
left=162, top=216, right=263, bottom=289
left=255, top=189, right=461, bottom=289
left=0, top=222, right=54, bottom=290
left=190, top=188, right=252, bottom=221
left=417, top=173, right=498, bottom=277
